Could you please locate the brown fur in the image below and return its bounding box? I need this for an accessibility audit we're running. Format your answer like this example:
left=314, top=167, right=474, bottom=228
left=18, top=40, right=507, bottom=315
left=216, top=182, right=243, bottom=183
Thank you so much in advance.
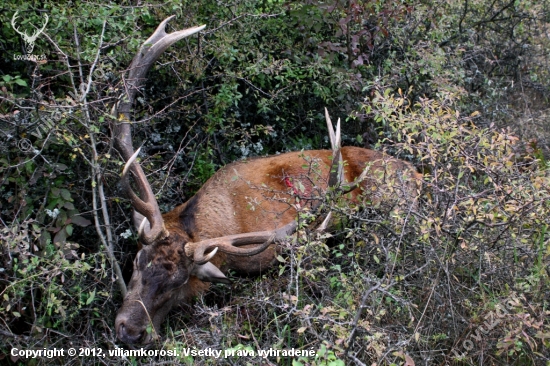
left=115, top=146, right=421, bottom=344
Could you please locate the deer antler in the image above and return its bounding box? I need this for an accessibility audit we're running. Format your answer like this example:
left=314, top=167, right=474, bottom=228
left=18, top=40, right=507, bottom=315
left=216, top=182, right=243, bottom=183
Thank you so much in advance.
left=325, top=107, right=343, bottom=187
left=324, top=107, right=369, bottom=194
left=34, top=14, right=49, bottom=39
left=121, top=147, right=168, bottom=244
left=11, top=12, right=24, bottom=37
left=185, top=222, right=298, bottom=265
left=113, top=17, right=205, bottom=245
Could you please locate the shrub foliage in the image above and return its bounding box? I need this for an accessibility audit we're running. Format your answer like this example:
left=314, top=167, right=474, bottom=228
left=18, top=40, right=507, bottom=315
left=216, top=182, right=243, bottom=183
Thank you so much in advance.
left=0, top=0, right=549, bottom=365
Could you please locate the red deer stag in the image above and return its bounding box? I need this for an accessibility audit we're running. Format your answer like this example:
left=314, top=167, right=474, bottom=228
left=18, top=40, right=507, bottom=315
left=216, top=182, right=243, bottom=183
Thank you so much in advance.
left=113, top=17, right=421, bottom=345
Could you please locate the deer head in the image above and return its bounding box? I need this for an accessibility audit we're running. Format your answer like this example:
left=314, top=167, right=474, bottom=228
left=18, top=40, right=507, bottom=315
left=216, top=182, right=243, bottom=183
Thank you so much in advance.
left=11, top=11, right=48, bottom=54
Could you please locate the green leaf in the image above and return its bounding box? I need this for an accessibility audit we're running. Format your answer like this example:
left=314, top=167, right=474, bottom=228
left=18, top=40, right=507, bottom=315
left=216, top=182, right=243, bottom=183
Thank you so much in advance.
left=51, top=188, right=60, bottom=198
left=70, top=215, right=91, bottom=227
left=86, top=289, right=96, bottom=305
left=25, top=161, right=34, bottom=175
left=317, top=344, right=326, bottom=357
left=53, top=163, right=68, bottom=171
left=14, top=78, right=27, bottom=87
left=53, top=227, right=67, bottom=244
left=60, top=189, right=72, bottom=201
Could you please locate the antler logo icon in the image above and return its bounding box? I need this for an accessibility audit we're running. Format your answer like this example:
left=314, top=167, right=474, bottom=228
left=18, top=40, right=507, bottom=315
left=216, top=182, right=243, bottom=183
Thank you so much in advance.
left=11, top=11, right=49, bottom=54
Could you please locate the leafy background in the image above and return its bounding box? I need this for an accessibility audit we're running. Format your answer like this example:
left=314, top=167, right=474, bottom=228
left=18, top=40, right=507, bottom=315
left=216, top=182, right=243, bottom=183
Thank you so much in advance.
left=0, top=0, right=549, bottom=365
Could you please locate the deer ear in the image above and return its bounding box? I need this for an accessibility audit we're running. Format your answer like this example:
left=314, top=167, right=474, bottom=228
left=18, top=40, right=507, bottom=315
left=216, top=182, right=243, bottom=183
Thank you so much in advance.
left=132, top=210, right=151, bottom=236
left=191, top=262, right=231, bottom=284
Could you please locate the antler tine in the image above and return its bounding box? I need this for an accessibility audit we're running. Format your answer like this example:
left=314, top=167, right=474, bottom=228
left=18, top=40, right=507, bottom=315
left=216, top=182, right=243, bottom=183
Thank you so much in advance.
left=36, top=14, right=48, bottom=37
left=142, top=18, right=205, bottom=60
left=11, top=12, right=24, bottom=36
left=121, top=147, right=168, bottom=244
left=315, top=211, right=333, bottom=232
left=325, top=109, right=370, bottom=195
left=324, top=107, right=341, bottom=151
left=137, top=216, right=148, bottom=237
left=325, top=108, right=343, bottom=188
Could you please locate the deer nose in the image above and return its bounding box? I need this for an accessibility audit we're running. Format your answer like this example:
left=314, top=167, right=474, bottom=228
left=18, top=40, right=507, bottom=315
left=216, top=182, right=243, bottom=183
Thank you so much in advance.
left=116, top=321, right=147, bottom=344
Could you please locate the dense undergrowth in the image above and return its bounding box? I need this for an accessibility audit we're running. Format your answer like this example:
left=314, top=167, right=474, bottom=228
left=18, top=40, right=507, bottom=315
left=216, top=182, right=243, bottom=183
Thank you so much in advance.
left=1, top=0, right=549, bottom=365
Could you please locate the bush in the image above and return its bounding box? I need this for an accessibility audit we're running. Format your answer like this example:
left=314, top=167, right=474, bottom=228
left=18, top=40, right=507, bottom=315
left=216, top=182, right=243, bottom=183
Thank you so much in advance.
left=171, top=91, right=549, bottom=365
left=1, top=0, right=549, bottom=365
